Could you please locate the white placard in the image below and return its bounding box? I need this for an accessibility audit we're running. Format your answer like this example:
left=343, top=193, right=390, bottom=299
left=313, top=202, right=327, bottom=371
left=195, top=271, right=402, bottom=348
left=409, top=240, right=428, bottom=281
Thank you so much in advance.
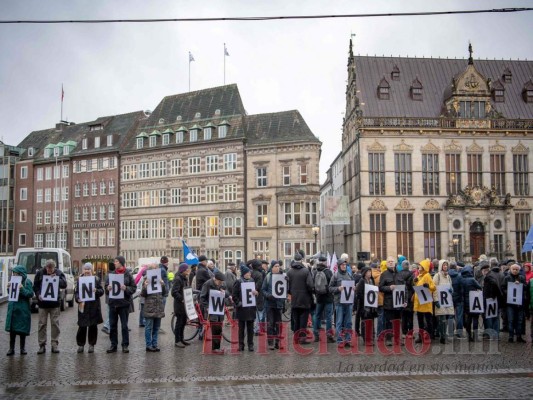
left=241, top=281, right=256, bottom=307
left=506, top=281, right=523, bottom=306
left=437, top=284, right=453, bottom=308
left=340, top=280, right=355, bottom=304
left=272, top=274, right=287, bottom=299
left=79, top=276, right=96, bottom=302
left=41, top=275, right=59, bottom=301
left=485, top=298, right=498, bottom=318
left=146, top=268, right=162, bottom=294
left=184, top=288, right=198, bottom=320
left=413, top=285, right=432, bottom=305
left=469, top=291, right=484, bottom=313
left=8, top=276, right=22, bottom=302
left=108, top=274, right=125, bottom=299
left=208, top=289, right=225, bottom=315
left=393, top=285, right=406, bottom=308
left=364, top=284, right=379, bottom=308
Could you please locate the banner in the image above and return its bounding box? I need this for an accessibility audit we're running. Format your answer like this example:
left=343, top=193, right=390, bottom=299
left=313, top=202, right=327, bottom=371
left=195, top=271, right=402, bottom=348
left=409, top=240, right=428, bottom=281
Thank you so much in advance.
left=108, top=274, right=124, bottom=299
left=79, top=276, right=96, bottom=302
left=241, top=281, right=256, bottom=307
left=506, top=281, right=523, bottom=305
left=322, top=196, right=350, bottom=225
left=340, top=280, right=355, bottom=304
left=41, top=275, right=59, bottom=301
left=272, top=274, right=287, bottom=299
left=469, top=291, right=484, bottom=313
left=485, top=298, right=498, bottom=318
left=146, top=268, right=162, bottom=294
left=364, top=284, right=379, bottom=308
left=393, top=285, right=406, bottom=308
left=437, top=285, right=453, bottom=308
left=413, top=285, right=432, bottom=305
left=208, top=290, right=225, bottom=315
left=8, top=276, right=22, bottom=302
left=184, top=288, right=198, bottom=320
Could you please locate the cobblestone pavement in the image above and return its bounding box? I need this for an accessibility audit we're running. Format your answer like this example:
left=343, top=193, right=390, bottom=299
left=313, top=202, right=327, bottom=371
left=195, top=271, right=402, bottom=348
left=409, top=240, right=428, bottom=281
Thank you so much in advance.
left=1, top=302, right=532, bottom=399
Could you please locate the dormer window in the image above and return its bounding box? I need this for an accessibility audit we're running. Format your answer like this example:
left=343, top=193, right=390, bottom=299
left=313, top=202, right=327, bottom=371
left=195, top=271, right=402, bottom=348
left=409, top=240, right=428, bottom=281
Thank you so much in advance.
left=502, top=67, right=512, bottom=83
left=204, top=127, right=212, bottom=140
left=391, top=65, right=400, bottom=81
left=410, top=77, right=423, bottom=101
left=377, top=77, right=390, bottom=100
left=215, top=109, right=221, bottom=116
left=28, top=147, right=34, bottom=157
left=82, top=138, right=88, bottom=150
left=107, top=134, right=113, bottom=146
left=44, top=148, right=51, bottom=158
left=194, top=112, right=201, bottom=119
left=89, top=124, right=102, bottom=131
left=176, top=115, right=182, bottom=122
left=176, top=131, right=184, bottom=143
left=459, top=101, right=486, bottom=118
left=522, top=80, right=533, bottom=103
left=63, top=146, right=70, bottom=155
left=158, top=118, right=165, bottom=125
left=94, top=137, right=100, bottom=148
left=149, top=136, right=157, bottom=147
left=136, top=137, right=144, bottom=149
left=492, top=79, right=505, bottom=103
left=162, top=133, right=170, bottom=145
left=190, top=129, right=198, bottom=142
left=218, top=125, right=227, bottom=138
left=53, top=147, right=60, bottom=157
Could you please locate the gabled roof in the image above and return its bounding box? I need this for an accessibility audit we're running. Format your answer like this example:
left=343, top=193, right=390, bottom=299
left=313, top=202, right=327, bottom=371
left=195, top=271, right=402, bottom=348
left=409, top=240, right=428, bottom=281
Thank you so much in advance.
left=354, top=56, right=533, bottom=119
left=492, top=79, right=505, bottom=90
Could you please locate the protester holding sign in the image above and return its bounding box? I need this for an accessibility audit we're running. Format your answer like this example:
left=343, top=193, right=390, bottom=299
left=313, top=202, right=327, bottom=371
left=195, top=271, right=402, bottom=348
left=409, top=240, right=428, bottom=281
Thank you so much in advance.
left=432, top=260, right=455, bottom=344
left=232, top=264, right=258, bottom=351
left=105, top=256, right=136, bottom=354
left=379, top=256, right=405, bottom=346
left=5, top=265, right=34, bottom=356
left=74, top=263, right=104, bottom=353
left=33, top=259, right=67, bottom=354
left=355, top=267, right=377, bottom=346
left=262, top=260, right=285, bottom=350
left=482, top=260, right=505, bottom=340
left=172, top=263, right=191, bottom=348
left=329, top=259, right=354, bottom=347
left=312, top=256, right=335, bottom=344
left=413, top=259, right=436, bottom=343
left=200, top=271, right=228, bottom=354
left=459, top=265, right=482, bottom=342
left=503, top=264, right=527, bottom=343
left=287, top=251, right=314, bottom=345
left=397, top=259, right=414, bottom=338
left=141, top=264, right=168, bottom=352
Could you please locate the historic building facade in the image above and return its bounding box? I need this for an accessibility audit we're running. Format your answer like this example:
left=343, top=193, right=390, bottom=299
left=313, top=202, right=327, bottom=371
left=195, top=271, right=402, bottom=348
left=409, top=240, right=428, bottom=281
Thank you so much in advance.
left=339, top=41, right=533, bottom=263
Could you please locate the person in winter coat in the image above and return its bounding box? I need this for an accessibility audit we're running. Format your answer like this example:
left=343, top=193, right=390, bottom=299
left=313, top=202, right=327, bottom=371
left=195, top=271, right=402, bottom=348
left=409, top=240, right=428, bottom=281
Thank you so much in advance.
left=397, top=260, right=414, bottom=336
left=371, top=262, right=385, bottom=335
left=503, top=264, right=528, bottom=343
left=261, top=260, right=285, bottom=350
left=5, top=265, right=34, bottom=356
left=105, top=256, right=137, bottom=353
left=312, top=256, right=335, bottom=343
left=159, top=256, right=171, bottom=306
left=413, top=259, right=436, bottom=342
left=224, top=263, right=237, bottom=296
left=199, top=271, right=228, bottom=354
left=287, top=251, right=314, bottom=344
left=195, top=256, right=212, bottom=291
left=356, top=267, right=377, bottom=345
left=460, top=265, right=482, bottom=342
left=172, top=263, right=191, bottom=348
left=482, top=260, right=505, bottom=340
left=250, top=259, right=266, bottom=335
left=232, top=264, right=258, bottom=351
left=433, top=260, right=455, bottom=344
left=529, top=277, right=533, bottom=342
left=141, top=264, right=168, bottom=352
left=523, top=263, right=533, bottom=284
left=33, top=259, right=67, bottom=354
left=75, top=263, right=104, bottom=353
left=448, top=263, right=464, bottom=338
left=329, top=259, right=354, bottom=347
left=379, top=256, right=405, bottom=345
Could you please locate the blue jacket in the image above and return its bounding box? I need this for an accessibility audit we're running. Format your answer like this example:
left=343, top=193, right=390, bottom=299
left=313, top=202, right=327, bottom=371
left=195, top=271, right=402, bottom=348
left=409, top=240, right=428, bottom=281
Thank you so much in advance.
left=448, top=269, right=463, bottom=305
left=459, top=266, right=481, bottom=312
left=261, top=272, right=285, bottom=309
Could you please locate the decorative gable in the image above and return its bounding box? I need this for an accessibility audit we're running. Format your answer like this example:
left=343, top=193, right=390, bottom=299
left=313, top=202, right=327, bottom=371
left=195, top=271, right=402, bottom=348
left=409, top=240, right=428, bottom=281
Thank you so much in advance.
left=511, top=141, right=529, bottom=154
left=489, top=140, right=506, bottom=153
left=491, top=79, right=505, bottom=102
left=423, top=199, right=442, bottom=210
left=444, top=140, right=462, bottom=153
left=368, top=198, right=388, bottom=211
left=367, top=140, right=386, bottom=152
left=420, top=141, right=440, bottom=153
left=514, top=198, right=531, bottom=210
left=466, top=141, right=483, bottom=153
left=393, top=139, right=413, bottom=153
left=394, top=198, right=414, bottom=211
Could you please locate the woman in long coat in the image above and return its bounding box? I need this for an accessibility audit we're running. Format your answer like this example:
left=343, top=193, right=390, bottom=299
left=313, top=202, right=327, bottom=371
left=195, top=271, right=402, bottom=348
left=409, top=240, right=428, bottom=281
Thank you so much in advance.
left=75, top=263, right=104, bottom=353
left=5, top=265, right=34, bottom=356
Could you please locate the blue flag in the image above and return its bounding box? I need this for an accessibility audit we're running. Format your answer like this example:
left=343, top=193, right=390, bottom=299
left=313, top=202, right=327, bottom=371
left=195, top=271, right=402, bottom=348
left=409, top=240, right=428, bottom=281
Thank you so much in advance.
left=183, top=240, right=199, bottom=265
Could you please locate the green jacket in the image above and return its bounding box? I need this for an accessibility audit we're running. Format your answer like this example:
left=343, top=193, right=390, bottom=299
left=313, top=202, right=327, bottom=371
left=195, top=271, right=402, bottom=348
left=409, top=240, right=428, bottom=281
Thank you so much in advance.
left=5, top=265, right=34, bottom=335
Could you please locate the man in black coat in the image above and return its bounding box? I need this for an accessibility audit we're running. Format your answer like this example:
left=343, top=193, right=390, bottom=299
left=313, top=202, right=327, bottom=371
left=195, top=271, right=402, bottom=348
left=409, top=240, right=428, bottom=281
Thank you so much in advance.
left=379, top=256, right=405, bottom=345
left=195, top=256, right=212, bottom=291
left=250, top=259, right=266, bottom=335
left=200, top=271, right=228, bottom=354
left=171, top=263, right=191, bottom=348
left=287, top=250, right=314, bottom=344
left=312, top=256, right=335, bottom=343
left=503, top=264, right=528, bottom=343
left=482, top=259, right=505, bottom=340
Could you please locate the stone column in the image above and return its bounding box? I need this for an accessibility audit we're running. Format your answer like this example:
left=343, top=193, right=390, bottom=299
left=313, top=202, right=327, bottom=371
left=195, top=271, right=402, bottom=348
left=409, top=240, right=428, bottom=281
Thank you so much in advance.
left=488, top=210, right=495, bottom=255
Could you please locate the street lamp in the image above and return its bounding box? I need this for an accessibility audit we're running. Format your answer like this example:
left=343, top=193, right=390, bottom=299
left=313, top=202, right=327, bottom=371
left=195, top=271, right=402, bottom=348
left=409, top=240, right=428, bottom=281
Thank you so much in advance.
left=312, top=224, right=320, bottom=253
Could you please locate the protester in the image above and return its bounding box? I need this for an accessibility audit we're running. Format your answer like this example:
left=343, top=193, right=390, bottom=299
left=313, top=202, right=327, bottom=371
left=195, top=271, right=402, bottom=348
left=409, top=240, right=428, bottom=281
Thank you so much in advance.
left=356, top=266, right=377, bottom=346
left=262, top=260, right=285, bottom=350
left=5, top=265, right=34, bottom=356
left=101, top=261, right=115, bottom=335
left=33, top=259, right=67, bottom=354
left=105, top=256, right=136, bottom=353
left=287, top=250, right=314, bottom=345
left=371, top=261, right=384, bottom=335
left=329, top=258, right=354, bottom=347
left=448, top=262, right=464, bottom=338
left=172, top=263, right=191, bottom=348
left=141, top=264, right=167, bottom=352
left=503, top=264, right=527, bottom=343
left=200, top=271, right=228, bottom=354
left=224, top=263, right=237, bottom=296
left=250, top=259, right=266, bottom=336
left=379, top=256, right=404, bottom=345
left=413, top=259, right=436, bottom=343
left=312, top=256, right=335, bottom=343
left=523, top=262, right=533, bottom=284
left=135, top=265, right=148, bottom=328
left=397, top=259, right=414, bottom=337
left=195, top=256, right=212, bottom=291
left=353, top=262, right=365, bottom=336
left=460, top=265, right=482, bottom=342
left=159, top=256, right=171, bottom=304
left=233, top=264, right=258, bottom=351
left=432, top=260, right=455, bottom=344
left=482, top=259, right=505, bottom=340
left=75, top=263, right=104, bottom=353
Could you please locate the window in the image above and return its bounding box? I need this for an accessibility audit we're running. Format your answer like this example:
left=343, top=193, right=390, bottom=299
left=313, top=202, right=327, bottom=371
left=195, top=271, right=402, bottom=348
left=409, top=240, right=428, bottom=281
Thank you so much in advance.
left=44, top=211, right=51, bottom=225
left=36, top=189, right=43, bottom=203
left=424, top=213, right=441, bottom=260
left=37, top=168, right=43, bottom=181
left=305, top=202, right=317, bottom=225
left=223, top=250, right=234, bottom=266
left=223, top=217, right=234, bottom=236
left=235, top=217, right=243, bottom=236
left=109, top=180, right=115, bottom=194
left=188, top=217, right=201, bottom=238
left=82, top=207, right=89, bottom=221
left=151, top=161, right=166, bottom=177
left=189, top=157, right=201, bottom=174
left=282, top=166, right=290, bottom=186
left=62, top=187, right=68, bottom=201
left=206, top=185, right=218, bottom=203
left=395, top=153, right=412, bottom=195
left=36, top=211, right=43, bottom=225
left=91, top=206, right=97, bottom=221
left=100, top=181, right=106, bottom=195
left=82, top=138, right=88, bottom=150
left=396, top=213, right=414, bottom=261
left=107, top=135, right=113, bottom=146
left=299, top=164, right=308, bottom=185
left=284, top=202, right=301, bottom=225
left=91, top=182, right=98, bottom=196
left=20, top=188, right=27, bottom=201
left=98, top=229, right=106, bottom=247
left=63, top=145, right=70, bottom=155
left=108, top=205, right=115, bottom=219
left=516, top=213, right=531, bottom=261
left=170, top=188, right=182, bottom=205
left=19, top=209, right=27, bottom=223
left=45, top=188, right=51, bottom=203
left=73, top=231, right=80, bottom=247
left=74, top=208, right=80, bottom=222
left=20, top=166, right=28, bottom=179
left=493, top=234, right=504, bottom=262
left=422, top=154, right=439, bottom=195
left=204, top=127, right=212, bottom=140
left=107, top=229, right=115, bottom=246
left=35, top=234, right=44, bottom=248
left=218, top=125, right=227, bottom=138
left=190, top=129, right=198, bottom=142
left=513, top=154, right=529, bottom=195
left=467, top=154, right=483, bottom=187
left=139, top=163, right=150, bottom=179
left=189, top=186, right=201, bottom=204
left=19, top=234, right=26, bottom=247
left=149, top=136, right=157, bottom=148
left=45, top=167, right=52, bottom=180
left=459, top=101, right=486, bottom=118
left=369, top=153, right=385, bottom=195
left=82, top=230, right=89, bottom=247
left=94, top=137, right=100, bottom=149
left=90, top=230, right=98, bottom=247
left=136, top=138, right=143, bottom=149
left=28, top=147, right=34, bottom=157
left=171, top=218, right=183, bottom=238
left=100, top=206, right=106, bottom=220
left=97, top=158, right=104, bottom=171
left=206, top=155, right=218, bottom=172
left=53, top=147, right=60, bottom=157
left=254, top=241, right=269, bottom=260
left=176, top=131, right=184, bottom=143
left=151, top=189, right=166, bottom=207
left=83, top=183, right=89, bottom=197
left=224, top=184, right=237, bottom=202
left=257, top=204, right=268, bottom=227
left=206, top=216, right=219, bottom=237
left=445, top=153, right=461, bottom=195
left=57, top=233, right=67, bottom=249
left=490, top=154, right=506, bottom=195
left=370, top=214, right=387, bottom=260
left=46, top=233, right=55, bottom=248
left=257, top=167, right=267, bottom=187
left=224, top=153, right=237, bottom=170
left=122, top=192, right=138, bottom=208
left=53, top=211, right=59, bottom=225
left=170, top=159, right=182, bottom=176
left=162, top=134, right=170, bottom=145
left=62, top=165, right=69, bottom=178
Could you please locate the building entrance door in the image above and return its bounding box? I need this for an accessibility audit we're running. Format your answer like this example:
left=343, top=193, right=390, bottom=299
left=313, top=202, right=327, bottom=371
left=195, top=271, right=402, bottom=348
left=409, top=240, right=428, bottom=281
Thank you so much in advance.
left=470, top=221, right=485, bottom=260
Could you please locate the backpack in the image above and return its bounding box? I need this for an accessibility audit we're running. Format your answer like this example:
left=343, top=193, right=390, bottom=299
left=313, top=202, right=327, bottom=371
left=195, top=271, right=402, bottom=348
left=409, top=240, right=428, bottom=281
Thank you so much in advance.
left=314, top=269, right=328, bottom=295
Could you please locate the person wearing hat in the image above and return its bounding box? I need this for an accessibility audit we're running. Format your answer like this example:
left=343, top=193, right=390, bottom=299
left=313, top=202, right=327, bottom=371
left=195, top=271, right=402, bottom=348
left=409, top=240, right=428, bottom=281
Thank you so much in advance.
left=224, top=263, right=237, bottom=297
left=459, top=264, right=482, bottom=342
left=75, top=263, right=104, bottom=353
left=232, top=264, right=258, bottom=351
left=195, top=255, right=212, bottom=291
left=199, top=270, right=229, bottom=354
left=5, top=265, right=34, bottom=356
left=287, top=250, right=314, bottom=344
left=262, top=260, right=285, bottom=350
left=171, top=263, right=191, bottom=348
left=105, top=255, right=136, bottom=353
left=503, top=264, right=527, bottom=343
left=329, top=258, right=354, bottom=347
left=312, top=256, right=335, bottom=343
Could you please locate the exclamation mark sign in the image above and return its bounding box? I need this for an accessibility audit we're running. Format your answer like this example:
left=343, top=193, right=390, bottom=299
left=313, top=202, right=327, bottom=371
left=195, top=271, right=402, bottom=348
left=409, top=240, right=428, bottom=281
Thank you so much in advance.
left=512, top=287, right=517, bottom=304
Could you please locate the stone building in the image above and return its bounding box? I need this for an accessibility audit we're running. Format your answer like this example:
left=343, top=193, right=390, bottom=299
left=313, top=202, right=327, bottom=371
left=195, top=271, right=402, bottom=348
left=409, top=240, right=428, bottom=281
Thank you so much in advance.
left=339, top=41, right=532, bottom=263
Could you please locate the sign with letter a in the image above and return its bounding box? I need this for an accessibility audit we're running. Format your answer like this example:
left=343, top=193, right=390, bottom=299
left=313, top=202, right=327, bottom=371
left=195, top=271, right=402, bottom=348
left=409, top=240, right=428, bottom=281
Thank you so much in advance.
left=108, top=274, right=124, bottom=299
left=413, top=285, right=432, bottom=305
left=469, top=291, right=484, bottom=313
left=208, top=290, right=225, bottom=315
left=79, top=276, right=96, bottom=302
left=272, top=274, right=287, bottom=299
left=241, top=281, right=256, bottom=307
left=8, top=276, right=22, bottom=302
left=340, top=280, right=355, bottom=304
left=184, top=288, right=198, bottom=320
left=364, top=284, right=379, bottom=308
left=147, top=268, right=162, bottom=295
left=392, top=285, right=406, bottom=308
left=437, top=285, right=453, bottom=308
left=41, top=275, right=59, bottom=301
left=506, top=282, right=523, bottom=306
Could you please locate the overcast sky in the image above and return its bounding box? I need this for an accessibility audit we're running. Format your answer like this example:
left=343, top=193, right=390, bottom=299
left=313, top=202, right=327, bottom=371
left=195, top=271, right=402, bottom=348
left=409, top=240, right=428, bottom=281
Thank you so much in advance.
left=1, top=0, right=532, bottom=182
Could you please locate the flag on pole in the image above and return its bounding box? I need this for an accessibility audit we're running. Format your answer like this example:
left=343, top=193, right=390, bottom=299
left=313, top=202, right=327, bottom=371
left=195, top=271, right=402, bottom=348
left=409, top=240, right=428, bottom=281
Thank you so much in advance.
left=224, top=44, right=229, bottom=57
left=189, top=52, right=195, bottom=62
left=182, top=240, right=199, bottom=265
left=330, top=252, right=338, bottom=273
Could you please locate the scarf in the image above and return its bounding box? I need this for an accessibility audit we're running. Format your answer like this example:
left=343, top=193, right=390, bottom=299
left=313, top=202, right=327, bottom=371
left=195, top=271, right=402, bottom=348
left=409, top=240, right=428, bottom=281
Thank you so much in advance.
left=116, top=266, right=126, bottom=274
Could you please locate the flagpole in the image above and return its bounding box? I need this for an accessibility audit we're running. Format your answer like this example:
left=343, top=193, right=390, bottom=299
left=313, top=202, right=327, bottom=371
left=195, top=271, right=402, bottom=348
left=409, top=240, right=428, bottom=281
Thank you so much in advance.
left=224, top=43, right=226, bottom=85
left=60, top=84, right=64, bottom=121
left=188, top=54, right=191, bottom=92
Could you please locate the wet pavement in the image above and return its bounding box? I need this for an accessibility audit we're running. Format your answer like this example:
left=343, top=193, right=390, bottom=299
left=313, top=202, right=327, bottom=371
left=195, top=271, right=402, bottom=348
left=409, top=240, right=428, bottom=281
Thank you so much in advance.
left=1, top=301, right=532, bottom=399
